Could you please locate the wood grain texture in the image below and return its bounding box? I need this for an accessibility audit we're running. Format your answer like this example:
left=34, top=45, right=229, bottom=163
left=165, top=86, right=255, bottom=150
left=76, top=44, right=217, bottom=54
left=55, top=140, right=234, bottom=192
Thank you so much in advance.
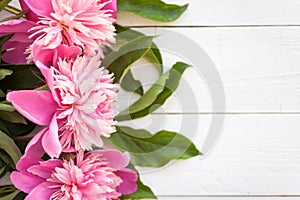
left=117, top=0, right=300, bottom=26
left=120, top=114, right=300, bottom=195
left=118, top=27, right=300, bottom=113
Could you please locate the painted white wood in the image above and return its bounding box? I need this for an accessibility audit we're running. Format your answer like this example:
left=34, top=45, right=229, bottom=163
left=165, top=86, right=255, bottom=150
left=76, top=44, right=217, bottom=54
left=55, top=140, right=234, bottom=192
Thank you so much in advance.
left=118, top=27, right=300, bottom=113
left=116, top=0, right=300, bottom=26
left=121, top=114, right=300, bottom=195
left=157, top=198, right=300, bottom=200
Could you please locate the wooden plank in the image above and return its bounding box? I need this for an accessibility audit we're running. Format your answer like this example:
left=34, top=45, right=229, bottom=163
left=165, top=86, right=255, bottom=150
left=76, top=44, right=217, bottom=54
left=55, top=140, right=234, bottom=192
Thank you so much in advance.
left=117, top=0, right=300, bottom=26
left=119, top=114, right=300, bottom=195
left=118, top=27, right=300, bottom=113
left=8, top=0, right=300, bottom=26
left=156, top=197, right=300, bottom=200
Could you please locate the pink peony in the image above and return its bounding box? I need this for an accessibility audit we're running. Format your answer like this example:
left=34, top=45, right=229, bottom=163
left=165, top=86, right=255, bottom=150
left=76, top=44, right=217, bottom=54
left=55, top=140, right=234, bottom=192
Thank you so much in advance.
left=11, top=150, right=138, bottom=200
left=0, top=20, right=35, bottom=64
left=7, top=55, right=118, bottom=158
left=25, top=0, right=116, bottom=57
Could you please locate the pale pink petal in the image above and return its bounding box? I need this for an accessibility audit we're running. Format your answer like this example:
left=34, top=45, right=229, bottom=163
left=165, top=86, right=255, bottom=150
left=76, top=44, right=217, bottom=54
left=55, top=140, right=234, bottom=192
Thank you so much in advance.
left=7, top=90, right=58, bottom=125
left=24, top=128, right=47, bottom=158
left=116, top=168, right=138, bottom=195
left=10, top=171, right=44, bottom=193
left=25, top=182, right=55, bottom=200
left=24, top=0, right=53, bottom=18
left=42, top=114, right=61, bottom=158
left=99, top=150, right=130, bottom=170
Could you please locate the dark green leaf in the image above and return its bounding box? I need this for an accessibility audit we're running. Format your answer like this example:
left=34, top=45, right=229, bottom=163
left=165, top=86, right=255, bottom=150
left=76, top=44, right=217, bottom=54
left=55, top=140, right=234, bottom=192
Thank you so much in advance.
left=0, top=64, right=41, bottom=92
left=102, top=36, right=154, bottom=83
left=116, top=62, right=190, bottom=121
left=0, top=119, right=35, bottom=137
left=118, top=0, right=188, bottom=22
left=0, top=190, right=20, bottom=200
left=0, top=90, right=4, bottom=98
left=0, top=130, right=22, bottom=167
left=0, top=0, right=11, bottom=11
left=108, top=126, right=201, bottom=168
left=0, top=69, right=12, bottom=81
left=0, top=111, right=27, bottom=124
left=121, top=71, right=144, bottom=95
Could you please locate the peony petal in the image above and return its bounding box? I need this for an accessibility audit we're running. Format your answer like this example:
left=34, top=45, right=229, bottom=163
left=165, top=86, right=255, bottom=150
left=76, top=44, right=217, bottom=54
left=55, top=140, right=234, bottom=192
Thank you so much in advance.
left=42, top=114, right=61, bottom=158
left=92, top=149, right=130, bottom=170
left=10, top=171, right=44, bottom=193
left=7, top=90, right=58, bottom=125
left=28, top=159, right=62, bottom=179
left=19, top=0, right=39, bottom=22
left=2, top=41, right=31, bottom=64
left=24, top=0, right=54, bottom=18
left=0, top=19, right=35, bottom=34
left=16, top=156, right=41, bottom=172
left=115, top=168, right=138, bottom=195
left=25, top=182, right=55, bottom=200
left=101, top=0, right=117, bottom=19
left=24, top=128, right=47, bottom=158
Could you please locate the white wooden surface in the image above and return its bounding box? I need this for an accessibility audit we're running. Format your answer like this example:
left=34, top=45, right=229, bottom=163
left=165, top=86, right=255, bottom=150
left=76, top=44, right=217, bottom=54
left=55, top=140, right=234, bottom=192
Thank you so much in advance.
left=8, top=0, right=300, bottom=199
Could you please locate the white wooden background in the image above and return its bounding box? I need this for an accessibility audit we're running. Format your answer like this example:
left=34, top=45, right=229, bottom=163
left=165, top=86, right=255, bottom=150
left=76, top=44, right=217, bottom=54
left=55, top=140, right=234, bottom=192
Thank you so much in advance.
left=8, top=0, right=300, bottom=199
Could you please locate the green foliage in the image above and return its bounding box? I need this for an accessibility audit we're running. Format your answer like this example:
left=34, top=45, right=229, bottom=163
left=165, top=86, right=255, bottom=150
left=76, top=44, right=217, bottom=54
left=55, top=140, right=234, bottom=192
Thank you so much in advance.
left=118, top=0, right=188, bottom=22
left=0, top=130, right=21, bottom=168
left=102, top=36, right=154, bottom=83
left=116, top=62, right=190, bottom=121
left=0, top=0, right=11, bottom=11
left=108, top=126, right=201, bottom=168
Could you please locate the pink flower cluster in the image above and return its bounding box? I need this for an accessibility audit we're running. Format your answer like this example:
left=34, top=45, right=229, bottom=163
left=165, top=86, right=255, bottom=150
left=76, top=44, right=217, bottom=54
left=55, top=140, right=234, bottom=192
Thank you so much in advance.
left=0, top=0, right=138, bottom=199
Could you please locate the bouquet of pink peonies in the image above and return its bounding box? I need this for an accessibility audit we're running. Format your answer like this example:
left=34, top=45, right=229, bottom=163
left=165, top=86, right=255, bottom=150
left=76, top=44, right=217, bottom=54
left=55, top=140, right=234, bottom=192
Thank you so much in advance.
left=0, top=0, right=201, bottom=199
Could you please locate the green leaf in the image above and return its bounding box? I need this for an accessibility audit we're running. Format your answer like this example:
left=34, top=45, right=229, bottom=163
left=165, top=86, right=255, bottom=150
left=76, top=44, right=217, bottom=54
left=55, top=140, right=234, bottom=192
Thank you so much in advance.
left=0, top=118, right=35, bottom=137
left=108, top=126, right=201, bottom=168
left=121, top=71, right=144, bottom=95
left=0, top=131, right=21, bottom=167
left=102, top=36, right=154, bottom=83
left=0, top=90, right=4, bottom=98
left=0, top=104, right=14, bottom=112
left=118, top=0, right=188, bottom=22
left=116, top=62, right=190, bottom=121
left=0, top=0, right=11, bottom=11
left=0, top=190, right=20, bottom=200
left=0, top=69, right=12, bottom=81
left=0, top=111, right=27, bottom=124
left=0, top=64, right=41, bottom=92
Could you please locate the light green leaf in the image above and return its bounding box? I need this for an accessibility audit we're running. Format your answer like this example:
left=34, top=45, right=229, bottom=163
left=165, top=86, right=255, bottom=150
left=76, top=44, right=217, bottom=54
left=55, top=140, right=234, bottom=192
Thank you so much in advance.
left=0, top=0, right=11, bottom=11
left=108, top=126, right=201, bottom=168
left=118, top=0, right=188, bottom=22
left=0, top=130, right=22, bottom=167
left=0, top=69, right=12, bottom=81
left=102, top=36, right=154, bottom=83
left=116, top=62, right=190, bottom=121
left=0, top=190, right=20, bottom=200
left=0, top=104, right=14, bottom=112
left=0, top=111, right=27, bottom=124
